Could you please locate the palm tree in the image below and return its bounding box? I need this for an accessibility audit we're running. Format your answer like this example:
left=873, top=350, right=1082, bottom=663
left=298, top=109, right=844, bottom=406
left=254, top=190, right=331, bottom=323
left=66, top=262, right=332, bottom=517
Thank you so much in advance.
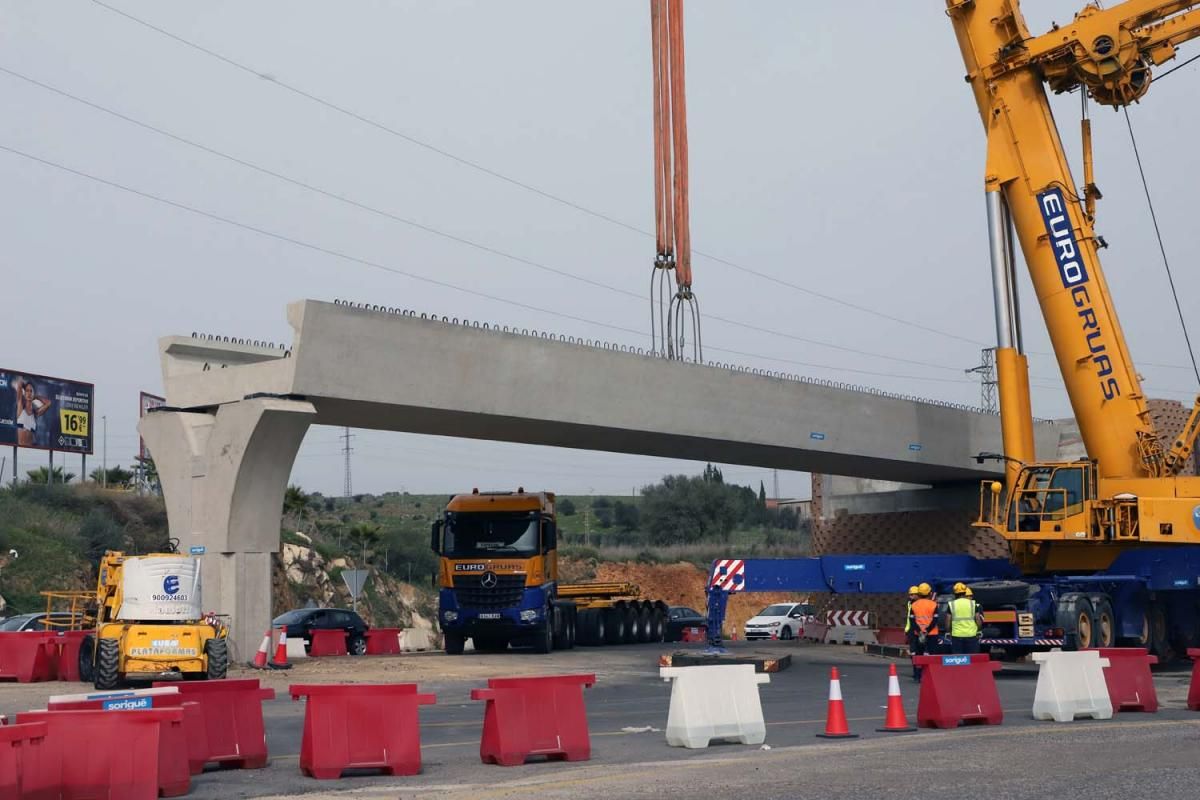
left=26, top=466, right=75, bottom=485
left=346, top=521, right=381, bottom=566
left=282, top=484, right=310, bottom=530
left=90, top=465, right=134, bottom=487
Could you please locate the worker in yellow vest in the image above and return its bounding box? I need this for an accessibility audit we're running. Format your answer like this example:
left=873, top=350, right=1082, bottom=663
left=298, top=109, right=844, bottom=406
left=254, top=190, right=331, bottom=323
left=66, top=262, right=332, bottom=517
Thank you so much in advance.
left=945, top=582, right=984, bottom=654
left=903, top=585, right=919, bottom=652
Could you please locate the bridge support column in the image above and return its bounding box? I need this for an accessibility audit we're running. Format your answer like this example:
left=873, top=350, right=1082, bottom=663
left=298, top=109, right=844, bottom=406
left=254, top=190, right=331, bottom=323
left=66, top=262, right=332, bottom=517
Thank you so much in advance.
left=140, top=396, right=316, bottom=660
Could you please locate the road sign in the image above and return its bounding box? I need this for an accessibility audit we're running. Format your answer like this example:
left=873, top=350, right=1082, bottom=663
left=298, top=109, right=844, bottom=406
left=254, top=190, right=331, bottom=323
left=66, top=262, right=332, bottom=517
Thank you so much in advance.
left=341, top=569, right=369, bottom=611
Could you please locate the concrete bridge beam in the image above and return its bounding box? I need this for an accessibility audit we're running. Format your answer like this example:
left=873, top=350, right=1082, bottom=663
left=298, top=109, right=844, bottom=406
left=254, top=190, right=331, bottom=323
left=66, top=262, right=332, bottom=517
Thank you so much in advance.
left=139, top=396, right=315, bottom=659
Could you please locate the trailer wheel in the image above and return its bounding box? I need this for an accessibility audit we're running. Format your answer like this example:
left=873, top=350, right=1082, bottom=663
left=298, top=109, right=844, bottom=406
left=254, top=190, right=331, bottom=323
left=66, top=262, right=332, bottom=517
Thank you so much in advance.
left=636, top=607, right=653, bottom=643
left=604, top=608, right=625, bottom=645
left=1092, top=596, right=1116, bottom=649
left=578, top=609, right=605, bottom=646
left=95, top=638, right=121, bottom=691
left=565, top=612, right=576, bottom=650
left=444, top=632, right=465, bottom=655
left=623, top=606, right=640, bottom=644
left=650, top=609, right=666, bottom=642
left=205, top=637, right=229, bottom=680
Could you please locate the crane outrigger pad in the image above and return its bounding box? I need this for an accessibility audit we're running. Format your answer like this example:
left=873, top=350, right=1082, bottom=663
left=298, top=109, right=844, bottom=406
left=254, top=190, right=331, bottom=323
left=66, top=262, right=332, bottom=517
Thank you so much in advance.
left=659, top=650, right=791, bottom=674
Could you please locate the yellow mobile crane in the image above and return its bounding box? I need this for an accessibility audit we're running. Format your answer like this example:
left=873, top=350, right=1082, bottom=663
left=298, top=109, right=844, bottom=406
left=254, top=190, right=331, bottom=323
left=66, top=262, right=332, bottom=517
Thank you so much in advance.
left=953, top=0, right=1200, bottom=652
left=705, top=1, right=1200, bottom=659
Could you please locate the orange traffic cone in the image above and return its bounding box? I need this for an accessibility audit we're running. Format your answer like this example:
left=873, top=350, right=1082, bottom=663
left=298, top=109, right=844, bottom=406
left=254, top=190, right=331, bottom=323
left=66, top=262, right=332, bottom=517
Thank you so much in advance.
left=876, top=663, right=917, bottom=732
left=816, top=666, right=859, bottom=739
left=249, top=629, right=271, bottom=669
left=270, top=628, right=292, bottom=670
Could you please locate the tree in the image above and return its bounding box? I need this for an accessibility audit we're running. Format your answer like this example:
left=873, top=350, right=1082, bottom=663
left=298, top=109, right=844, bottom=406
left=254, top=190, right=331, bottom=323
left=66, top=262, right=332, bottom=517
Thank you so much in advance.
left=591, top=497, right=613, bottom=529
left=347, top=521, right=381, bottom=565
left=640, top=472, right=739, bottom=544
left=90, top=465, right=134, bottom=487
left=702, top=463, right=724, bottom=484
left=282, top=484, right=311, bottom=531
left=613, top=501, right=640, bottom=533
left=759, top=480, right=767, bottom=506
left=559, top=498, right=576, bottom=516
left=26, top=466, right=75, bottom=485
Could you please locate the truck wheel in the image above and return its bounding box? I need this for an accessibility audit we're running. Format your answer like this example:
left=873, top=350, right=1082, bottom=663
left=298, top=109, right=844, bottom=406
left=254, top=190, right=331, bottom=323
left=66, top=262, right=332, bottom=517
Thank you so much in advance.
left=604, top=609, right=625, bottom=645
left=565, top=612, right=576, bottom=650
left=444, top=632, right=465, bottom=655
left=95, top=638, right=121, bottom=691
left=623, top=606, right=640, bottom=644
left=551, top=606, right=569, bottom=650
left=637, top=607, right=653, bottom=643
left=78, top=635, right=96, bottom=683
left=1092, top=596, right=1116, bottom=648
left=205, top=638, right=229, bottom=680
left=533, top=622, right=553, bottom=654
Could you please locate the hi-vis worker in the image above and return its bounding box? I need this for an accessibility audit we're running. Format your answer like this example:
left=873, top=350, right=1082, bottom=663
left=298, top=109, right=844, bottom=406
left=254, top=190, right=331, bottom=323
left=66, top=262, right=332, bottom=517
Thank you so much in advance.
left=903, top=585, right=919, bottom=652
left=909, top=583, right=939, bottom=681
left=945, top=582, right=984, bottom=655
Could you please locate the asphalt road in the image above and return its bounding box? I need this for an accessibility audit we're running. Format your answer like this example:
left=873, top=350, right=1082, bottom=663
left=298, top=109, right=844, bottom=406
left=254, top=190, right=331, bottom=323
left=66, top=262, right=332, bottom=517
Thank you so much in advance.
left=169, top=642, right=1200, bottom=800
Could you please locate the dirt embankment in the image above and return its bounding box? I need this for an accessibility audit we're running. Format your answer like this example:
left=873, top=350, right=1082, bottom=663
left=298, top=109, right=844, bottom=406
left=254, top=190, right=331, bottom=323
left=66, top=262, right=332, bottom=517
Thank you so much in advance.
left=586, top=561, right=808, bottom=637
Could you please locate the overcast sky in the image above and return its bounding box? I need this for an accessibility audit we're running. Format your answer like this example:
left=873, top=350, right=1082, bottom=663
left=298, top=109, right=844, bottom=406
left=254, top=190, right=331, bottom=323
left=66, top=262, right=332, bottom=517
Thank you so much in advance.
left=4, top=1, right=1198, bottom=498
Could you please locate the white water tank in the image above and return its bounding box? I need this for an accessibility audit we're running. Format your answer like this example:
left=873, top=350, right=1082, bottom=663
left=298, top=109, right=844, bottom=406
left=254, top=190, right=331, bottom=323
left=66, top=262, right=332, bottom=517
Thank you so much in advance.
left=117, top=556, right=202, bottom=621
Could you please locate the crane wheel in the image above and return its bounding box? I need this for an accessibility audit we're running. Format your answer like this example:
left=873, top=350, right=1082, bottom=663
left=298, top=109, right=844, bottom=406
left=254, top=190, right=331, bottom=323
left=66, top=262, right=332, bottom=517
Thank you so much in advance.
left=205, top=638, right=229, bottom=680
left=78, top=635, right=96, bottom=683
left=1091, top=596, right=1116, bottom=649
left=94, top=638, right=121, bottom=690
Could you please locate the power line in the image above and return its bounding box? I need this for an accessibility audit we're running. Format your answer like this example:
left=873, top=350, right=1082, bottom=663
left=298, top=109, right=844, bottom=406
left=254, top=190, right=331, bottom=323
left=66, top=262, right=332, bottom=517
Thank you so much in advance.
left=88, top=0, right=989, bottom=348
left=0, top=65, right=969, bottom=375
left=1123, top=107, right=1200, bottom=388
left=0, top=142, right=992, bottom=388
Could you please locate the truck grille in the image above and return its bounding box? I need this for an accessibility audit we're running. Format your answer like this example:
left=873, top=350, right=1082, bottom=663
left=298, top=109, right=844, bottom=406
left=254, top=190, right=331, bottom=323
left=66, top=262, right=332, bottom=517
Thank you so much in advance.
left=453, top=573, right=526, bottom=610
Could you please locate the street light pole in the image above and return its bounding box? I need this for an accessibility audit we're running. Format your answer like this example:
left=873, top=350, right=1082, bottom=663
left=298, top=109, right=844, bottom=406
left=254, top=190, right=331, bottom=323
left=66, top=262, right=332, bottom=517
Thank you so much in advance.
left=102, top=415, right=108, bottom=488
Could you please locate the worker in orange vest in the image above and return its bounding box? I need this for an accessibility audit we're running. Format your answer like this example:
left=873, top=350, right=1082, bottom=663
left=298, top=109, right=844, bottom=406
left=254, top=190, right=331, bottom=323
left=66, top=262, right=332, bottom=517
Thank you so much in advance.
left=910, top=582, right=939, bottom=681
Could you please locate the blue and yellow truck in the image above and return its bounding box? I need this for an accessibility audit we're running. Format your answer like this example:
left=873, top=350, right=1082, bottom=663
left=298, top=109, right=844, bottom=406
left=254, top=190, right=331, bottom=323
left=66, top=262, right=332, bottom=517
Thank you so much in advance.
left=431, top=489, right=668, bottom=654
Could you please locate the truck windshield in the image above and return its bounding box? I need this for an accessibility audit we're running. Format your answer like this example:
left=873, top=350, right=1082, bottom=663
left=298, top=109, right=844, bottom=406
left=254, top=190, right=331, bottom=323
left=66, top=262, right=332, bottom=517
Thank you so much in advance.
left=443, top=512, right=540, bottom=557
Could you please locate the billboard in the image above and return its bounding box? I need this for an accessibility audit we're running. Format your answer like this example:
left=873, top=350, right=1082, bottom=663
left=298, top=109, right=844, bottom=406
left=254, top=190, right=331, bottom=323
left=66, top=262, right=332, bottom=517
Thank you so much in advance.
left=0, top=369, right=94, bottom=454
left=139, top=391, right=166, bottom=460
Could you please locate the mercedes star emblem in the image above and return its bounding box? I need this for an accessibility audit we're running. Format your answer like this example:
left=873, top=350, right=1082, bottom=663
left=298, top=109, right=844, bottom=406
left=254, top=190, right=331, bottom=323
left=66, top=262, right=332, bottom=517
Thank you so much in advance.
left=480, top=571, right=499, bottom=589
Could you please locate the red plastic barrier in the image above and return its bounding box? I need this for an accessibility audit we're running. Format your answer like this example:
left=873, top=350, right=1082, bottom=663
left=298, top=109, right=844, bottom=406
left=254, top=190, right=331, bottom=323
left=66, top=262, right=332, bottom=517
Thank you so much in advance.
left=309, top=628, right=349, bottom=656
left=1089, top=647, right=1159, bottom=712
left=680, top=625, right=707, bottom=643
left=365, top=628, right=402, bottom=655
left=16, top=708, right=185, bottom=800
left=154, top=678, right=275, bottom=769
left=913, top=653, right=1003, bottom=729
left=470, top=674, right=595, bottom=766
left=1188, top=648, right=1200, bottom=711
left=290, top=683, right=436, bottom=779
left=48, top=690, right=208, bottom=776
left=49, top=631, right=90, bottom=682
left=0, top=722, right=48, bottom=800
left=0, top=633, right=59, bottom=682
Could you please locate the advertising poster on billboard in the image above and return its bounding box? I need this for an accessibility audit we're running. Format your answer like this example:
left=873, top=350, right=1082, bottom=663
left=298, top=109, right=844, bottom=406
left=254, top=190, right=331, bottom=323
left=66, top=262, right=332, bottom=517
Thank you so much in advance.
left=139, top=391, right=166, bottom=460
left=0, top=369, right=94, bottom=454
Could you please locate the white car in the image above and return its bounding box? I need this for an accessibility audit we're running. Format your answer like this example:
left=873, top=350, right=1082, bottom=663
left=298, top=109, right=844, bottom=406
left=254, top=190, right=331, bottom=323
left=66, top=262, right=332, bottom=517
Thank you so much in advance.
left=743, top=602, right=814, bottom=641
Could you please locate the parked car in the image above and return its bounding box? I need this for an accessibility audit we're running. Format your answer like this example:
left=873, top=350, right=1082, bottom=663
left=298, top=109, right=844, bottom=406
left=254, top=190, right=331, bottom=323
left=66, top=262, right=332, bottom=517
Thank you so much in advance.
left=272, top=608, right=370, bottom=655
left=0, top=612, right=89, bottom=632
left=665, top=606, right=706, bottom=642
left=743, top=602, right=814, bottom=641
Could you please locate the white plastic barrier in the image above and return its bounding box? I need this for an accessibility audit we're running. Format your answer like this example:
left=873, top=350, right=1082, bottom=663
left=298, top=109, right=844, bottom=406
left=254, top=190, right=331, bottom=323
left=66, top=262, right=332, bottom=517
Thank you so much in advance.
left=1032, top=650, right=1113, bottom=722
left=660, top=664, right=770, bottom=749
left=400, top=628, right=436, bottom=652
left=824, top=626, right=877, bottom=645
left=286, top=637, right=308, bottom=659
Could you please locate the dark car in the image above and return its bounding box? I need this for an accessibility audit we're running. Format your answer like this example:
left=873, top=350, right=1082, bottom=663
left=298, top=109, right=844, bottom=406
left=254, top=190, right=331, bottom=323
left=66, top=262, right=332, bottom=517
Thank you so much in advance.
left=0, top=612, right=89, bottom=632
left=665, top=606, right=706, bottom=642
left=272, top=608, right=369, bottom=655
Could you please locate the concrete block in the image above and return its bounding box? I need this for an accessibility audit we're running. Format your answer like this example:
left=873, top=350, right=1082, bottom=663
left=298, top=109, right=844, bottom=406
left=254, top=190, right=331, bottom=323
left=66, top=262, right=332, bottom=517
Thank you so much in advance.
left=1032, top=650, right=1113, bottom=722
left=660, top=664, right=769, bottom=749
left=286, top=637, right=308, bottom=659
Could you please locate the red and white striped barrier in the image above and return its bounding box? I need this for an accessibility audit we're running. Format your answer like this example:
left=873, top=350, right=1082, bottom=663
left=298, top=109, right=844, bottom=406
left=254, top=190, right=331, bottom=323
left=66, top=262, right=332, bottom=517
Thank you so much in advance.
left=709, top=560, right=746, bottom=592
